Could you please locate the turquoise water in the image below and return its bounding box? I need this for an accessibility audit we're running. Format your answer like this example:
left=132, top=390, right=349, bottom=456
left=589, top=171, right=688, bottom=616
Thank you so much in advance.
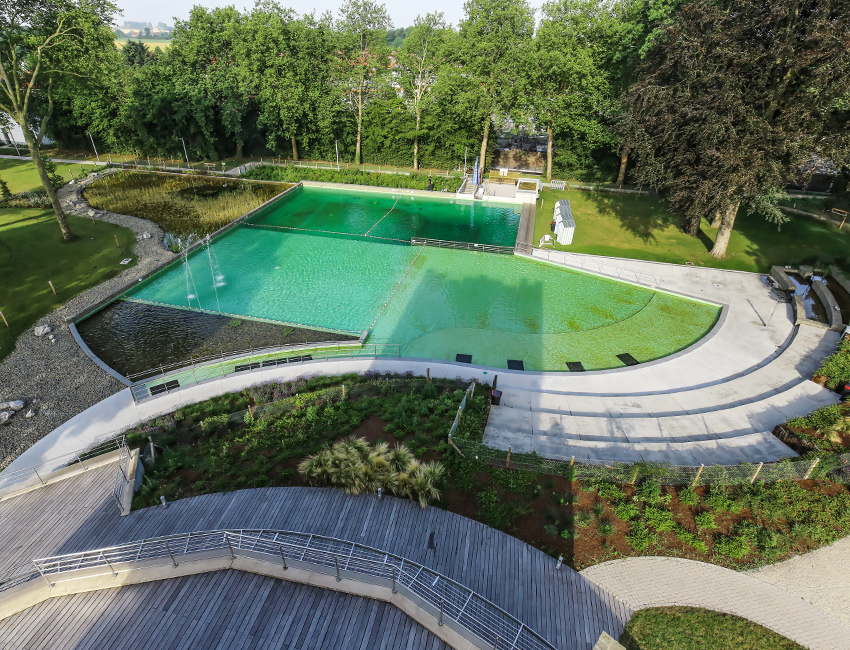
left=246, top=185, right=521, bottom=246
left=125, top=205, right=721, bottom=370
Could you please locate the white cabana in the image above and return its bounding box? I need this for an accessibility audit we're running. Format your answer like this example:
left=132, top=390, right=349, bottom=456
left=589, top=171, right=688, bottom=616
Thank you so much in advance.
left=553, top=199, right=575, bottom=245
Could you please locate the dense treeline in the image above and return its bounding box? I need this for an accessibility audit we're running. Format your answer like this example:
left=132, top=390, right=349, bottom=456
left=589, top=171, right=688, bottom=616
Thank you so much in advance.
left=5, top=0, right=848, bottom=256
left=42, top=0, right=676, bottom=181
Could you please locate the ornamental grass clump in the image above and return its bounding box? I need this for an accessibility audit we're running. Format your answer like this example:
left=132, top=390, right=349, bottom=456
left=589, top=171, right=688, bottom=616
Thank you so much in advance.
left=298, top=437, right=444, bottom=507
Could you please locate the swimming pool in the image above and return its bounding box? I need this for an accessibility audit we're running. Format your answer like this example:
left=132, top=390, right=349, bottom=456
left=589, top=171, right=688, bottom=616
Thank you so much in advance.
left=119, top=185, right=721, bottom=372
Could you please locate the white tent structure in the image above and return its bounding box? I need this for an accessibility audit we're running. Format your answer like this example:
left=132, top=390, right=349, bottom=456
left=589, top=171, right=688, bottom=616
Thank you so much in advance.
left=553, top=199, right=575, bottom=245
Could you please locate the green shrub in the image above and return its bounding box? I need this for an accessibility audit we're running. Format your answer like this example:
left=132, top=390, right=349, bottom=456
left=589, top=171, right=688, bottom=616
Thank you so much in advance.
left=201, top=414, right=229, bottom=435
left=626, top=521, right=657, bottom=551
left=593, top=481, right=626, bottom=503
left=592, top=502, right=605, bottom=517
left=714, top=534, right=752, bottom=559
left=815, top=338, right=850, bottom=390
left=635, top=480, right=669, bottom=505
left=543, top=523, right=559, bottom=536
left=694, top=512, right=718, bottom=530
left=644, top=506, right=675, bottom=532
left=677, top=486, right=700, bottom=507
left=674, top=524, right=708, bottom=554
left=561, top=528, right=577, bottom=541
left=243, top=164, right=461, bottom=192
left=787, top=403, right=847, bottom=430
left=704, top=488, right=745, bottom=514
left=598, top=519, right=615, bottom=536
left=575, top=510, right=592, bottom=528
left=614, top=501, right=641, bottom=522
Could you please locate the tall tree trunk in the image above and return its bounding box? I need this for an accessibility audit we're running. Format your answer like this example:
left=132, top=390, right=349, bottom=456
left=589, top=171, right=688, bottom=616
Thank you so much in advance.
left=686, top=213, right=701, bottom=237
left=413, top=110, right=420, bottom=171
left=545, top=124, right=553, bottom=182
left=710, top=202, right=740, bottom=258
left=290, top=135, right=298, bottom=161
left=478, top=119, right=490, bottom=181
left=23, top=129, right=72, bottom=241
left=235, top=142, right=243, bottom=159
left=616, top=149, right=629, bottom=186
left=355, top=80, right=364, bottom=165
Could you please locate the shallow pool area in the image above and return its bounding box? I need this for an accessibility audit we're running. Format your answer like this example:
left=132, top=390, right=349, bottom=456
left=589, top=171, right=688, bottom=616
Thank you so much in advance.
left=82, top=185, right=722, bottom=373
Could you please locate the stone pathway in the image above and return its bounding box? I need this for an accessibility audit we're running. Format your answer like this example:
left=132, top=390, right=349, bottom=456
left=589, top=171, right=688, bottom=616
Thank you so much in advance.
left=581, top=556, right=849, bottom=650
left=748, top=536, right=850, bottom=628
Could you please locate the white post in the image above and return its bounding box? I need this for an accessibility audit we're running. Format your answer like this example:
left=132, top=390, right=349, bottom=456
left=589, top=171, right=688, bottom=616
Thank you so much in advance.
left=86, top=131, right=100, bottom=162
left=335, top=140, right=340, bottom=170
left=180, top=137, right=190, bottom=166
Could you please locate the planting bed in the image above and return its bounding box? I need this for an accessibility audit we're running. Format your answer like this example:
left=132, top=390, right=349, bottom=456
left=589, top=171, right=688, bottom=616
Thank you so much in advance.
left=128, top=374, right=850, bottom=570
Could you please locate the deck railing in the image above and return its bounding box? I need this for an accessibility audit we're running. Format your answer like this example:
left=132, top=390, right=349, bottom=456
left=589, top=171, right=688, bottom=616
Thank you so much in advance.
left=11, top=529, right=557, bottom=650
left=411, top=237, right=516, bottom=255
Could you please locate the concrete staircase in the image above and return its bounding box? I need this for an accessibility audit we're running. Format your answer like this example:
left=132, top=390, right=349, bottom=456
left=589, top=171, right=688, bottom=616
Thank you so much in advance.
left=484, top=325, right=842, bottom=465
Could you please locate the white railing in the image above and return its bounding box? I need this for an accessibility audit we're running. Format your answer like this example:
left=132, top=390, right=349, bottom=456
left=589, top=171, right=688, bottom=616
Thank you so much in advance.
left=7, top=529, right=557, bottom=650
left=0, top=437, right=128, bottom=502
left=528, top=248, right=660, bottom=288
left=411, top=237, right=515, bottom=255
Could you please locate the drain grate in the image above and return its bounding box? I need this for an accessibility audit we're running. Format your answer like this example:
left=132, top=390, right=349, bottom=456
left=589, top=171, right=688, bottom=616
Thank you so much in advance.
left=566, top=361, right=585, bottom=372
left=507, top=359, right=524, bottom=371
left=455, top=354, right=472, bottom=364
left=616, top=353, right=639, bottom=366
left=149, top=379, right=180, bottom=395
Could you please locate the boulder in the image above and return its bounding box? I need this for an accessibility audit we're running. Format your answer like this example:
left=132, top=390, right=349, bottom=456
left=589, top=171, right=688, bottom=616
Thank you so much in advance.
left=24, top=409, right=34, bottom=419
left=0, top=400, right=24, bottom=411
left=0, top=412, right=11, bottom=424
left=34, top=325, right=52, bottom=337
left=142, top=232, right=152, bottom=240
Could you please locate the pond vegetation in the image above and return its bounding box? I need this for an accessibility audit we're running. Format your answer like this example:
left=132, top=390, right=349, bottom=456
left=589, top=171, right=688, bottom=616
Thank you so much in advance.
left=84, top=171, right=290, bottom=236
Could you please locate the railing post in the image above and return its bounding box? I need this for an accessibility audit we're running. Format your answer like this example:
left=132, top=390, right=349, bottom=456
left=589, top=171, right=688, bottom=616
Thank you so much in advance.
left=101, top=552, right=117, bottom=577
left=34, top=562, right=54, bottom=588
left=750, top=462, right=764, bottom=484
left=226, top=534, right=236, bottom=559
left=803, top=457, right=821, bottom=480
left=75, top=453, right=87, bottom=470
left=334, top=556, right=342, bottom=581
left=692, top=464, right=705, bottom=487
left=165, top=542, right=178, bottom=568
left=32, top=467, right=44, bottom=485
left=391, top=566, right=397, bottom=593
left=439, top=598, right=444, bottom=626
left=278, top=544, right=288, bottom=570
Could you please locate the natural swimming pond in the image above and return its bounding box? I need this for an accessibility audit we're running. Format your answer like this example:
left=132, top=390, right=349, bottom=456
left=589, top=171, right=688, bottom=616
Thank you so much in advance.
left=81, top=185, right=721, bottom=372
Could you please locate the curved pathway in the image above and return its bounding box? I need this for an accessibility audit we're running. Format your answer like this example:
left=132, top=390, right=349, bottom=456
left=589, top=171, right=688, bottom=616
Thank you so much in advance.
left=0, top=464, right=632, bottom=649
left=581, top=557, right=849, bottom=650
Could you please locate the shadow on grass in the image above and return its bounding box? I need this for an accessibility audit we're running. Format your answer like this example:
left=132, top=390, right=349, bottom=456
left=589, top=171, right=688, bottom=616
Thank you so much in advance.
left=579, top=192, right=681, bottom=244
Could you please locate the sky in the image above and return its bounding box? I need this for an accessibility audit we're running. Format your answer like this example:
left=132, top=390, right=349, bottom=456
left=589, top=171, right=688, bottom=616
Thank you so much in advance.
left=115, top=0, right=544, bottom=28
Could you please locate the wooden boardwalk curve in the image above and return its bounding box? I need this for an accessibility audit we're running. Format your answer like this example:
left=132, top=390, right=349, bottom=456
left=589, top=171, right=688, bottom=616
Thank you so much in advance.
left=0, top=463, right=632, bottom=649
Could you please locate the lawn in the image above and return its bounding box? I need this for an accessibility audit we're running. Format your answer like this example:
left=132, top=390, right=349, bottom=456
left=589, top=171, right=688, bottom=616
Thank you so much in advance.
left=537, top=190, right=850, bottom=273
left=620, top=607, right=805, bottom=650
left=0, top=158, right=88, bottom=194
left=0, top=208, right=137, bottom=361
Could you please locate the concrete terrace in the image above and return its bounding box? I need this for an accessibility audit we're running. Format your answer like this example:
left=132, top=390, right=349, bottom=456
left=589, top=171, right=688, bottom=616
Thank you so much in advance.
left=0, top=463, right=631, bottom=649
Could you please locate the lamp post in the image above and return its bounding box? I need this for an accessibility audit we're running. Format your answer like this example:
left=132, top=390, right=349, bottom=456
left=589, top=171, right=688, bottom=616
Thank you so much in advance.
left=335, top=140, right=340, bottom=170
left=86, top=131, right=100, bottom=162
left=180, top=137, right=190, bottom=167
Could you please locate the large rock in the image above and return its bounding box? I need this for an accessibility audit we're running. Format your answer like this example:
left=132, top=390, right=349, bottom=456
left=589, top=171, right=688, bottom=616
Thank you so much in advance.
left=0, top=400, right=24, bottom=411
left=33, top=325, right=52, bottom=337
left=0, top=412, right=11, bottom=424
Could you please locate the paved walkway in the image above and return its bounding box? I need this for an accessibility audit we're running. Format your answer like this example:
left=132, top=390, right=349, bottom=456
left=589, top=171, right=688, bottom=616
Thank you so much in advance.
left=748, top=537, right=850, bottom=627
left=581, top=557, right=849, bottom=650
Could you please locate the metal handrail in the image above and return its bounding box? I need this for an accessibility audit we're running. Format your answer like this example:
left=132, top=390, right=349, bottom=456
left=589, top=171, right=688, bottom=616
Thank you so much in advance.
left=0, top=437, right=127, bottom=498
left=23, top=529, right=556, bottom=650
left=411, top=237, right=515, bottom=255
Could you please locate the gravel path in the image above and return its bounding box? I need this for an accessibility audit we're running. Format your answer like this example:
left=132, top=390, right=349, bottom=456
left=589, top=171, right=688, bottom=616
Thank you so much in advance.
left=748, top=536, right=850, bottom=627
left=0, top=170, right=175, bottom=468
left=581, top=556, right=850, bottom=650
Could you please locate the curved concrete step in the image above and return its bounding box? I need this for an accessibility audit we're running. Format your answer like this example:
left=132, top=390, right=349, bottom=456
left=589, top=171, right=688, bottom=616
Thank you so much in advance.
left=485, top=431, right=794, bottom=465
left=496, top=326, right=839, bottom=419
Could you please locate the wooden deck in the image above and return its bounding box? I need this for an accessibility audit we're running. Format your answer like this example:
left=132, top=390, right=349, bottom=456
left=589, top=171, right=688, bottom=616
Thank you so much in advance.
left=0, top=463, right=632, bottom=649
left=0, top=571, right=452, bottom=650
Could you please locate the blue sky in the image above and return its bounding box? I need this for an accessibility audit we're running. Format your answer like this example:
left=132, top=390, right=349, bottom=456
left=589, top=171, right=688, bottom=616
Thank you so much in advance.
left=115, top=0, right=544, bottom=29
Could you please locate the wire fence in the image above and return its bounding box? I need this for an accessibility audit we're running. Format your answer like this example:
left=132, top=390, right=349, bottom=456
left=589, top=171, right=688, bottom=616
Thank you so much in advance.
left=411, top=238, right=516, bottom=255
left=449, top=437, right=849, bottom=486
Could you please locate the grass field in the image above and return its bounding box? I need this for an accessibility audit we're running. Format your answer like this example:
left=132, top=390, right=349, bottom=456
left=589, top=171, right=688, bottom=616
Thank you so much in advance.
left=0, top=208, right=137, bottom=361
left=114, top=39, right=171, bottom=49
left=620, top=607, right=805, bottom=650
left=0, top=158, right=88, bottom=194
left=537, top=189, right=850, bottom=273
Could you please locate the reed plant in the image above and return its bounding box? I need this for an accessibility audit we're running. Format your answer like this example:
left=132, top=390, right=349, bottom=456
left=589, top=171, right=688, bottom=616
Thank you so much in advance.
left=84, top=171, right=289, bottom=236
left=299, top=437, right=445, bottom=507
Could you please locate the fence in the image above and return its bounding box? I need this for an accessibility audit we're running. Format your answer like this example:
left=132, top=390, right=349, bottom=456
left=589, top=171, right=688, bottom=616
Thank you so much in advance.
left=129, top=343, right=401, bottom=404
left=0, top=529, right=554, bottom=650
left=411, top=237, right=516, bottom=255
left=0, top=437, right=128, bottom=500
left=526, top=248, right=661, bottom=288
left=448, top=381, right=478, bottom=438
left=449, top=437, right=849, bottom=486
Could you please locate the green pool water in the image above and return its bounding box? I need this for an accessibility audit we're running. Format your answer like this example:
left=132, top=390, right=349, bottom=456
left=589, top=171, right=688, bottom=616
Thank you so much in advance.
left=246, top=185, right=521, bottom=246
left=125, top=194, right=721, bottom=371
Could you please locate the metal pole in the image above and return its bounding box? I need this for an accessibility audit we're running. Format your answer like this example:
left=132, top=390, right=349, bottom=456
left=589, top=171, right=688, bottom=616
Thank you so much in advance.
left=34, top=563, right=54, bottom=588
left=391, top=566, right=397, bottom=593
left=165, top=542, right=178, bottom=568
left=439, top=599, right=444, bottom=626
left=334, top=556, right=341, bottom=581
left=180, top=137, right=190, bottom=166
left=335, top=140, right=340, bottom=170
left=86, top=131, right=100, bottom=162
left=226, top=534, right=236, bottom=559
left=33, top=467, right=44, bottom=485
left=464, top=147, right=468, bottom=173
left=279, top=544, right=288, bottom=570
left=75, top=453, right=87, bottom=470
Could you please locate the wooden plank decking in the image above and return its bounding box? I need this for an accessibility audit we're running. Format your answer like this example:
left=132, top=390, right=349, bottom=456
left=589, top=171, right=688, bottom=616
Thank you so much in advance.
left=0, top=571, right=452, bottom=650
left=0, top=463, right=632, bottom=649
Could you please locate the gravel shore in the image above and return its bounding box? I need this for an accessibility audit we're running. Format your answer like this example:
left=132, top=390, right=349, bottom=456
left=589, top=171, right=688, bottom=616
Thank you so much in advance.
left=0, top=170, right=176, bottom=468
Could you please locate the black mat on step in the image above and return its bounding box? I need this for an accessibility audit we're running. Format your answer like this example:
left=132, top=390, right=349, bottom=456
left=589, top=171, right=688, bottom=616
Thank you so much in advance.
left=566, top=361, right=585, bottom=372
left=616, top=353, right=639, bottom=366
left=455, top=354, right=472, bottom=364
left=507, top=360, right=524, bottom=371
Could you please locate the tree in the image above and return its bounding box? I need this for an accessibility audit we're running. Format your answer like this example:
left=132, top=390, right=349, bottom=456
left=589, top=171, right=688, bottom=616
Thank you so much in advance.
left=0, top=0, right=116, bottom=240
left=621, top=0, right=850, bottom=258
left=453, top=0, right=534, bottom=173
left=335, top=0, right=391, bottom=165
left=395, top=13, right=448, bottom=170
left=527, top=0, right=612, bottom=181
left=123, top=39, right=151, bottom=66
